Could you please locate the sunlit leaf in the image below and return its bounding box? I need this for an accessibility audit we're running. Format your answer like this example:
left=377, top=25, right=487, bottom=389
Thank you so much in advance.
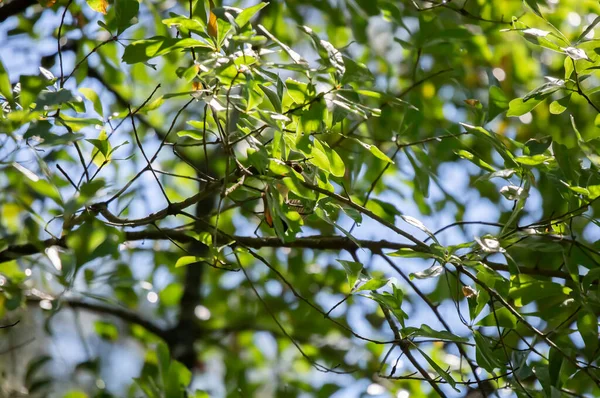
left=86, top=0, right=108, bottom=14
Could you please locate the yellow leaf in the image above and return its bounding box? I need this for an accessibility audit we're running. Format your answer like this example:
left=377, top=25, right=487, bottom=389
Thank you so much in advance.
left=208, top=0, right=218, bottom=38
left=87, top=0, right=109, bottom=14
left=192, top=81, right=203, bottom=91
left=208, top=12, right=218, bottom=38
left=262, top=193, right=274, bottom=228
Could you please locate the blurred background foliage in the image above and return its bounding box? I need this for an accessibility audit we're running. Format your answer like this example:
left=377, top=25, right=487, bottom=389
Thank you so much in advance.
left=1, top=0, right=600, bottom=397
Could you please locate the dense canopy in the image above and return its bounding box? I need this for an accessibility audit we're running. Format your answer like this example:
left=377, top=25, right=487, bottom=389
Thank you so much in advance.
left=1, top=0, right=600, bottom=397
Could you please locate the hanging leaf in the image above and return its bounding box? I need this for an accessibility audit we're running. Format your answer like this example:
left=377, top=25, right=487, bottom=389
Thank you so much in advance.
left=337, top=259, right=363, bottom=288
left=487, top=86, right=509, bottom=121
left=207, top=7, right=218, bottom=38
left=417, top=348, right=459, bottom=392
left=410, top=264, right=443, bottom=280
left=356, top=277, right=389, bottom=292
left=115, top=0, right=140, bottom=35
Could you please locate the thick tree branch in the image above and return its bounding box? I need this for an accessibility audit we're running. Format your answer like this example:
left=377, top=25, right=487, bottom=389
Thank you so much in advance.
left=0, top=232, right=583, bottom=283
left=0, top=0, right=37, bottom=22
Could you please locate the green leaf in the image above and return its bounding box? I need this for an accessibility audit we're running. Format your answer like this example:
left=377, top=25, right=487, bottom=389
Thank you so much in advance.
left=133, top=377, right=161, bottom=398
left=455, top=149, right=496, bottom=172
left=78, top=88, right=103, bottom=117
left=65, top=220, right=123, bottom=266
left=582, top=268, right=600, bottom=291
left=186, top=231, right=213, bottom=246
left=122, top=37, right=212, bottom=64
left=94, top=320, right=119, bottom=341
left=474, top=331, right=503, bottom=372
left=523, top=79, right=564, bottom=102
left=387, top=248, right=433, bottom=258
left=577, top=310, right=598, bottom=359
left=63, top=391, right=89, bottom=398
left=314, top=138, right=345, bottom=178
left=356, top=277, right=389, bottom=292
left=192, top=0, right=209, bottom=22
left=488, top=85, right=509, bottom=121
left=477, top=305, right=517, bottom=328
left=417, top=348, right=459, bottom=392
left=341, top=56, right=374, bottom=85
left=0, top=260, right=26, bottom=283
left=157, top=341, right=171, bottom=378
left=460, top=124, right=516, bottom=167
left=563, top=251, right=580, bottom=284
left=369, top=285, right=407, bottom=326
left=564, top=56, right=574, bottom=80
left=405, top=150, right=429, bottom=198
left=507, top=97, right=544, bottom=117
left=257, top=24, right=308, bottom=66
left=259, top=84, right=282, bottom=113
left=159, top=283, right=184, bottom=306
left=301, top=25, right=345, bottom=81
left=314, top=206, right=362, bottom=248
left=281, top=175, right=317, bottom=200
left=525, top=136, right=552, bottom=155
left=297, top=133, right=329, bottom=173
left=34, top=89, right=75, bottom=110
left=165, top=360, right=192, bottom=398
left=20, top=75, right=47, bottom=109
left=163, top=15, right=205, bottom=33
left=300, top=101, right=326, bottom=133
left=552, top=141, right=581, bottom=183
left=523, top=0, right=544, bottom=18
left=509, top=278, right=569, bottom=307
left=337, top=259, right=362, bottom=288
left=548, top=346, right=563, bottom=388
left=285, top=78, right=308, bottom=104
left=514, top=154, right=552, bottom=166
left=235, top=2, right=268, bottom=28
left=403, top=325, right=468, bottom=343
left=58, top=115, right=103, bottom=132
left=504, top=252, right=520, bottom=274
left=115, top=0, right=139, bottom=35
left=549, top=94, right=570, bottom=115
left=86, top=130, right=112, bottom=167
left=353, top=139, right=394, bottom=163
left=0, top=57, right=14, bottom=106
left=175, top=256, right=209, bottom=267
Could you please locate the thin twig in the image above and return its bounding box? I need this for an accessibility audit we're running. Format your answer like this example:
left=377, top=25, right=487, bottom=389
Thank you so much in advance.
left=57, top=0, right=73, bottom=88
left=129, top=105, right=171, bottom=204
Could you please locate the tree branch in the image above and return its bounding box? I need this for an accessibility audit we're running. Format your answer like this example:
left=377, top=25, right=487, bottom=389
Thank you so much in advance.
left=0, top=0, right=37, bottom=23
left=0, top=231, right=587, bottom=282
left=26, top=295, right=168, bottom=339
